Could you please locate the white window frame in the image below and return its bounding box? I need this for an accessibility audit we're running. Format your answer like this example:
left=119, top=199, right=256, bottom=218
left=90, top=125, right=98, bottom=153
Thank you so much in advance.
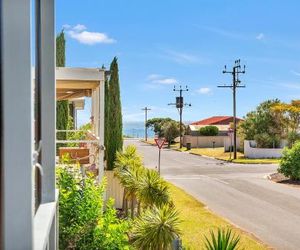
left=1, top=0, right=57, bottom=249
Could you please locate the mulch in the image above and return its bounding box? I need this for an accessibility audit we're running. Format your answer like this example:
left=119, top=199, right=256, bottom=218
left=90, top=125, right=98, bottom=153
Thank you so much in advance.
left=269, top=173, right=300, bottom=188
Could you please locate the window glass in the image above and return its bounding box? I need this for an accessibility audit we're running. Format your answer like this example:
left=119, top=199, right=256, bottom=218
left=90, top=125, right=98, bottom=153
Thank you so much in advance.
left=32, top=0, right=42, bottom=212
left=0, top=0, right=3, bottom=245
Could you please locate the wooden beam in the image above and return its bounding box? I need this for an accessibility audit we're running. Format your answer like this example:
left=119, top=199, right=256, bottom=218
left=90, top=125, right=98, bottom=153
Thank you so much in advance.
left=56, top=80, right=99, bottom=89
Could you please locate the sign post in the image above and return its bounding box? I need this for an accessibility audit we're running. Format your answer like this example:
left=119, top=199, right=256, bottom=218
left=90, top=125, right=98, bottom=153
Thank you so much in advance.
left=154, top=138, right=166, bottom=175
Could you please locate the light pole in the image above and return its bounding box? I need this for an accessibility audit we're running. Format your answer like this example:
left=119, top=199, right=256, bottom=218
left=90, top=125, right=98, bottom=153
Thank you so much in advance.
left=218, top=59, right=246, bottom=159
left=141, top=107, right=151, bottom=141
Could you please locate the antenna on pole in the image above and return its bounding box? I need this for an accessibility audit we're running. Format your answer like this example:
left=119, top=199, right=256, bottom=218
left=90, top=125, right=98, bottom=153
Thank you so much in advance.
left=168, top=85, right=191, bottom=149
left=218, top=59, right=246, bottom=159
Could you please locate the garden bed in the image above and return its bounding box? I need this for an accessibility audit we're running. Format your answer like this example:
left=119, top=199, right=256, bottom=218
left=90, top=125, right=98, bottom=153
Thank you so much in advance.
left=269, top=173, right=300, bottom=188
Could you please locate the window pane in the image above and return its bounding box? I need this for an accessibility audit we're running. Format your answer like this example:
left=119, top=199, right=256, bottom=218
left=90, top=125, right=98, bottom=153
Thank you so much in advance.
left=0, top=0, right=3, bottom=245
left=32, top=0, right=42, bottom=212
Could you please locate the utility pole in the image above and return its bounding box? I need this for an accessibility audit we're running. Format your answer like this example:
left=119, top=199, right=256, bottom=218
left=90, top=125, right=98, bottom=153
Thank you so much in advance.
left=168, top=85, right=191, bottom=149
left=141, top=107, right=151, bottom=141
left=218, top=59, right=246, bottom=159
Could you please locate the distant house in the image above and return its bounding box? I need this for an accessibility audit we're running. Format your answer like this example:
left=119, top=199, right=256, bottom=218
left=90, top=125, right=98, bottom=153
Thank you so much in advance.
left=188, top=116, right=243, bottom=136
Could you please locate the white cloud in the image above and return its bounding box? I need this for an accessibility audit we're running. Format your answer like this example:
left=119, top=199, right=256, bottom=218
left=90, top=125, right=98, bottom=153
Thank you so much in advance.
left=147, top=74, right=162, bottom=80
left=62, top=24, right=71, bottom=29
left=197, top=87, right=212, bottom=94
left=153, top=78, right=178, bottom=84
left=256, top=33, right=265, bottom=40
left=146, top=74, right=178, bottom=85
left=64, top=24, right=116, bottom=45
left=73, top=24, right=87, bottom=32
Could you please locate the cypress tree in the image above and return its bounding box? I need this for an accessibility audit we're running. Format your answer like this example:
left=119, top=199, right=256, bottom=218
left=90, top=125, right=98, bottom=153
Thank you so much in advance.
left=56, top=31, right=69, bottom=141
left=106, top=57, right=123, bottom=170
left=104, top=70, right=110, bottom=160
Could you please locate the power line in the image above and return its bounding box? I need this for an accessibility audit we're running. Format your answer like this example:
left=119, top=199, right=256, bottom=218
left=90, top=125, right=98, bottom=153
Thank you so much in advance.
left=168, top=85, right=191, bottom=149
left=141, top=107, right=151, bottom=141
left=218, top=59, right=246, bottom=160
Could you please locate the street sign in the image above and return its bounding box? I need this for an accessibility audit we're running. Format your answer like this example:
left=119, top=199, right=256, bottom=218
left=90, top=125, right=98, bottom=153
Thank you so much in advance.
left=155, top=138, right=166, bottom=149
left=154, top=138, right=166, bottom=175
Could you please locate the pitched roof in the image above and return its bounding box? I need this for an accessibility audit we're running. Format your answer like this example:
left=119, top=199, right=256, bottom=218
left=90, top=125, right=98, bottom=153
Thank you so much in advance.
left=190, top=116, right=242, bottom=125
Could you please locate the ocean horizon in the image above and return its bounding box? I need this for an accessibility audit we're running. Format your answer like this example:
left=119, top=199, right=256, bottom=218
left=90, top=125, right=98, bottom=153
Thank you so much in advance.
left=123, top=121, right=155, bottom=138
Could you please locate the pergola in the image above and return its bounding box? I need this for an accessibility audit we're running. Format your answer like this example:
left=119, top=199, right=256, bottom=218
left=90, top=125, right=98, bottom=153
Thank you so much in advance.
left=56, top=67, right=105, bottom=179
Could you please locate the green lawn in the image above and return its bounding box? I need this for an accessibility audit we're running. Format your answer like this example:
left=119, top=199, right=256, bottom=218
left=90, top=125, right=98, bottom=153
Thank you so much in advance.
left=169, top=183, right=268, bottom=250
left=187, top=147, right=279, bottom=164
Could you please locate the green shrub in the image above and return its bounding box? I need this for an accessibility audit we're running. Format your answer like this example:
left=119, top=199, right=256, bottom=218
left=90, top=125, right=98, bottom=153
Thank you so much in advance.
left=199, top=126, right=219, bottom=136
left=66, top=122, right=92, bottom=147
left=254, top=133, right=280, bottom=148
left=278, top=141, right=300, bottom=180
left=56, top=165, right=130, bottom=249
left=287, top=131, right=300, bottom=148
left=204, top=228, right=240, bottom=250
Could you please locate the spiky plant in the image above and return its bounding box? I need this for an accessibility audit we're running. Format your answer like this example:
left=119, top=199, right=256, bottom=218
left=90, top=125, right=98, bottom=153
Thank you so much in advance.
left=137, top=169, right=170, bottom=209
left=119, top=166, right=144, bottom=218
left=204, top=228, right=240, bottom=250
left=131, top=205, right=181, bottom=250
left=114, top=145, right=143, bottom=172
left=114, top=145, right=144, bottom=217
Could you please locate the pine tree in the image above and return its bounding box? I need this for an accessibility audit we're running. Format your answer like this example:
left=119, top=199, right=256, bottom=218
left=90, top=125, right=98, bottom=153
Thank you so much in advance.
left=56, top=31, right=69, bottom=141
left=106, top=57, right=123, bottom=170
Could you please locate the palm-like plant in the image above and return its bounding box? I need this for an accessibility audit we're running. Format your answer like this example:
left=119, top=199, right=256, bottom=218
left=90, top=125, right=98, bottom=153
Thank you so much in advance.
left=114, top=145, right=143, bottom=171
left=114, top=145, right=144, bottom=217
left=137, top=169, right=170, bottom=208
left=204, top=228, right=240, bottom=250
left=131, top=205, right=181, bottom=250
left=120, top=166, right=145, bottom=218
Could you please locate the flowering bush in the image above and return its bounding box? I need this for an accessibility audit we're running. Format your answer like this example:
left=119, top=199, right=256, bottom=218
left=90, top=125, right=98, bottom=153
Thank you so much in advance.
left=56, top=165, right=131, bottom=249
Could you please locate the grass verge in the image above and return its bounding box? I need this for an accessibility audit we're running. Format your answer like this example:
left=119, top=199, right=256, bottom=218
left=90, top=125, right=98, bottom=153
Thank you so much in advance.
left=169, top=183, right=269, bottom=250
left=187, top=147, right=279, bottom=164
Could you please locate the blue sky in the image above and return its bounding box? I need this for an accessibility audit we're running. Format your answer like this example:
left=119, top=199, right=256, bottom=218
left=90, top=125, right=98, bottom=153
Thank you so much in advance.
left=56, top=0, right=300, bottom=125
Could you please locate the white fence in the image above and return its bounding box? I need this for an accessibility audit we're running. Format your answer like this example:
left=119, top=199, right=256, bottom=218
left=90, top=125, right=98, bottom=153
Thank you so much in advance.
left=105, top=171, right=124, bottom=209
left=244, top=140, right=285, bottom=159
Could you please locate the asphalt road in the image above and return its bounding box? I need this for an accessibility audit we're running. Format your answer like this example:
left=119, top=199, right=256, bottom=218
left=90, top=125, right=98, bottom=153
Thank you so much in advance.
left=125, top=139, right=300, bottom=250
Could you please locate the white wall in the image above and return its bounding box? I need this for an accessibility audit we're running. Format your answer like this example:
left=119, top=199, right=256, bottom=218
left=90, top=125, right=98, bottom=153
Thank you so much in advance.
left=224, top=136, right=241, bottom=151
left=244, top=140, right=284, bottom=159
left=183, top=135, right=240, bottom=149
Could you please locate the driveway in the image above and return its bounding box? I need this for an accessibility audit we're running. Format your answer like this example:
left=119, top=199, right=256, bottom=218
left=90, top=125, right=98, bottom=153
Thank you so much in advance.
left=125, top=139, right=300, bottom=250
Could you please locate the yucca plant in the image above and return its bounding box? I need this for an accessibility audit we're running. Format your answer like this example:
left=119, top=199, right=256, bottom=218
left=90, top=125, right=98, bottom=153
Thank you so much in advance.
left=204, top=228, right=240, bottom=250
left=120, top=166, right=145, bottom=218
left=137, top=168, right=170, bottom=209
left=114, top=145, right=144, bottom=217
left=131, top=205, right=181, bottom=250
left=114, top=145, right=143, bottom=171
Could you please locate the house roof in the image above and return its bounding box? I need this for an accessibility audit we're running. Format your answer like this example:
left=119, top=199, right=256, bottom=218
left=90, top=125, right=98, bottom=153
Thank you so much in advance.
left=191, top=116, right=243, bottom=126
left=55, top=67, right=105, bottom=100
